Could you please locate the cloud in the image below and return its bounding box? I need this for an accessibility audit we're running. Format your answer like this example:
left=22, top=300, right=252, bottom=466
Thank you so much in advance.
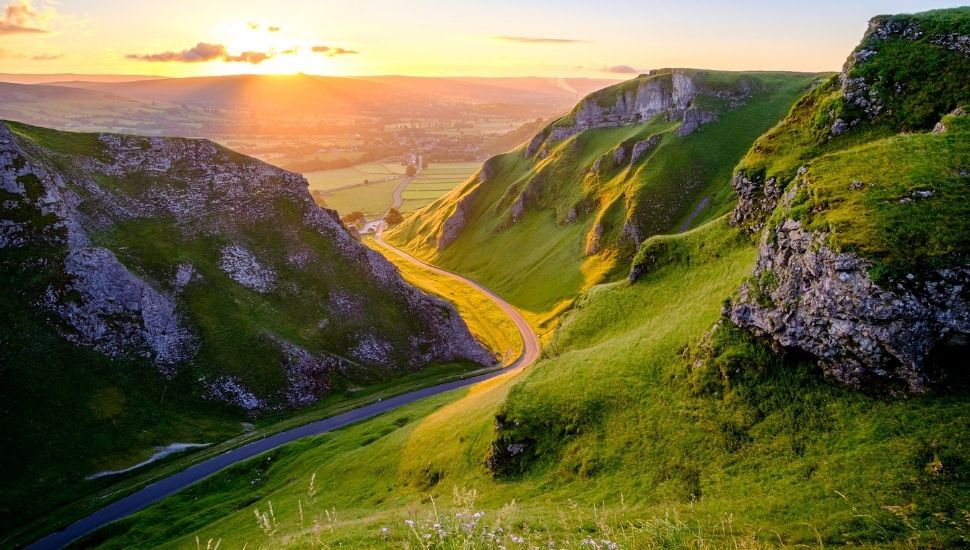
left=225, top=50, right=270, bottom=64
left=126, top=42, right=272, bottom=64
left=247, top=22, right=280, bottom=32
left=495, top=35, right=581, bottom=44
left=311, top=45, right=358, bottom=56
left=597, top=64, right=640, bottom=74
left=31, top=51, right=60, bottom=60
left=0, top=0, right=54, bottom=35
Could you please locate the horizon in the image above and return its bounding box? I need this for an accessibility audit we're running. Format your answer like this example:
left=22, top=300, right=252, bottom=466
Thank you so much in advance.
left=1, top=1, right=967, bottom=78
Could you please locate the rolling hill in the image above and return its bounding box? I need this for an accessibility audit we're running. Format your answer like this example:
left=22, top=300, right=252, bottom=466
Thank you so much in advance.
left=51, top=74, right=619, bottom=117
left=387, top=69, right=823, bottom=330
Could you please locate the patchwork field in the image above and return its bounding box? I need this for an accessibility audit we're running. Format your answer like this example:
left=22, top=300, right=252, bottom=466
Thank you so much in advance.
left=314, top=178, right=402, bottom=217
left=304, top=162, right=407, bottom=192
left=400, top=162, right=480, bottom=211
left=309, top=161, right=481, bottom=217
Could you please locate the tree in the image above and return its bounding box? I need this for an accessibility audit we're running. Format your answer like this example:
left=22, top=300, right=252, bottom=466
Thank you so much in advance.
left=405, top=165, right=417, bottom=177
left=422, top=159, right=429, bottom=169
left=341, top=211, right=365, bottom=228
left=383, top=208, right=404, bottom=225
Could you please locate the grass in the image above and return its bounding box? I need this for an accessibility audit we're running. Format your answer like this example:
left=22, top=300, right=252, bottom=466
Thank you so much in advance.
left=401, top=163, right=480, bottom=212
left=313, top=177, right=402, bottom=216
left=311, top=162, right=480, bottom=216
left=799, top=110, right=970, bottom=281
left=388, top=71, right=819, bottom=330
left=79, top=216, right=970, bottom=548
left=0, top=122, right=498, bottom=545
left=734, top=8, right=970, bottom=233
left=364, top=236, right=522, bottom=365
left=304, top=163, right=406, bottom=192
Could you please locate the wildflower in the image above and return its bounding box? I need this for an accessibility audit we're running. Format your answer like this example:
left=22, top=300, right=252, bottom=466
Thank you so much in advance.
left=404, top=519, right=415, bottom=527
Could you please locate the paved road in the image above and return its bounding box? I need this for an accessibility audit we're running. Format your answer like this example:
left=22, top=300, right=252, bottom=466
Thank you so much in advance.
left=28, top=233, right=539, bottom=550
left=390, top=154, right=421, bottom=210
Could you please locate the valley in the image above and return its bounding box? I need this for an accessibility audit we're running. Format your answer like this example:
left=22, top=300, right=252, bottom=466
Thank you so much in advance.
left=1, top=3, right=969, bottom=550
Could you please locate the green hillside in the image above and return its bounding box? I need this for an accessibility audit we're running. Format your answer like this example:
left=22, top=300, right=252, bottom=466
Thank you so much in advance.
left=0, top=121, right=491, bottom=539
left=387, top=70, right=822, bottom=331
left=81, top=217, right=970, bottom=549
left=13, top=6, right=970, bottom=550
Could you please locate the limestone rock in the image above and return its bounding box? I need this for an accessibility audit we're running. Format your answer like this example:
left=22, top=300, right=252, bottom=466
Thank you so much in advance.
left=726, top=219, right=970, bottom=393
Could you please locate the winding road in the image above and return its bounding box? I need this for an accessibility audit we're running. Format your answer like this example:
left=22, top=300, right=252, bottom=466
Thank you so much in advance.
left=28, top=232, right=539, bottom=550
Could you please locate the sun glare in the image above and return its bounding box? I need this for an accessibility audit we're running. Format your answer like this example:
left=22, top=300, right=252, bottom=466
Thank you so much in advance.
left=207, top=20, right=347, bottom=75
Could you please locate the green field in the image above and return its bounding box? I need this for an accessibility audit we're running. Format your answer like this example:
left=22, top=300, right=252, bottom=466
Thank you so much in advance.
left=304, top=163, right=406, bottom=192
left=311, top=162, right=480, bottom=217
left=314, top=178, right=402, bottom=217
left=400, top=162, right=480, bottom=211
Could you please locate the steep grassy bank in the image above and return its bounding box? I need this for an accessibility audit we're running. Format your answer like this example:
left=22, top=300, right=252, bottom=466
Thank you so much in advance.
left=387, top=71, right=822, bottom=331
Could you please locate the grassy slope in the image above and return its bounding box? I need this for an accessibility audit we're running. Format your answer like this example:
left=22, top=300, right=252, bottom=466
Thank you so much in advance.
left=734, top=8, right=970, bottom=280
left=364, top=236, right=522, bottom=365
left=799, top=111, right=970, bottom=281
left=79, top=217, right=969, bottom=548
left=0, top=122, right=488, bottom=543
left=388, top=72, right=820, bottom=332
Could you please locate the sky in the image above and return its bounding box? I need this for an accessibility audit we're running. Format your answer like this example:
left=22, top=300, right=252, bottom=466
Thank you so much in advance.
left=0, top=0, right=967, bottom=77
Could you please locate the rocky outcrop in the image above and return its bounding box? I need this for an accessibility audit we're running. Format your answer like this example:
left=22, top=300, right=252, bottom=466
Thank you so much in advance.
left=833, top=13, right=970, bottom=135
left=526, top=70, right=750, bottom=157
left=726, top=218, right=970, bottom=393
left=437, top=199, right=471, bottom=250
left=434, top=162, right=498, bottom=250
left=728, top=172, right=785, bottom=232
left=50, top=246, right=195, bottom=375
left=677, top=108, right=718, bottom=137
left=1, top=121, right=493, bottom=411
left=219, top=244, right=276, bottom=293
left=630, top=135, right=661, bottom=164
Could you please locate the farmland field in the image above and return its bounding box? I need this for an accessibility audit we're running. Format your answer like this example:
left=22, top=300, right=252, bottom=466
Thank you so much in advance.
left=309, top=161, right=480, bottom=217
left=314, top=178, right=401, bottom=217
left=304, top=162, right=407, bottom=192
left=400, top=162, right=480, bottom=211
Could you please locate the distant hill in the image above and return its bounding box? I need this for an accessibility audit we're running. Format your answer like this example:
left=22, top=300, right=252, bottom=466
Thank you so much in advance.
left=55, top=74, right=619, bottom=115
left=0, top=73, right=169, bottom=84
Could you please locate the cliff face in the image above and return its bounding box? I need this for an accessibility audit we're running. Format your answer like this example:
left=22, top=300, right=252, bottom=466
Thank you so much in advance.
left=728, top=217, right=969, bottom=393
left=525, top=69, right=751, bottom=159
left=0, top=121, right=491, bottom=411
left=725, top=9, right=970, bottom=393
